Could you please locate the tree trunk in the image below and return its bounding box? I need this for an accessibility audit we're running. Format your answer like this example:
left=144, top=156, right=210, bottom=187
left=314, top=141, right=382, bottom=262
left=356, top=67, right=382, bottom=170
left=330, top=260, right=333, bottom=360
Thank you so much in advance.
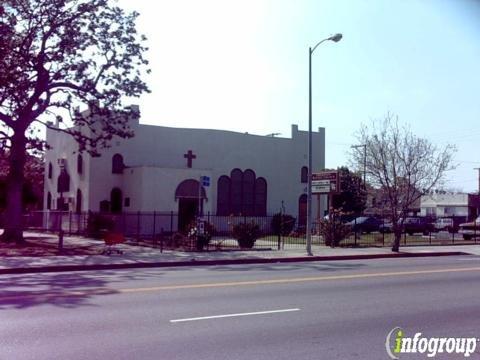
left=0, top=133, right=27, bottom=244
left=392, top=230, right=401, bottom=252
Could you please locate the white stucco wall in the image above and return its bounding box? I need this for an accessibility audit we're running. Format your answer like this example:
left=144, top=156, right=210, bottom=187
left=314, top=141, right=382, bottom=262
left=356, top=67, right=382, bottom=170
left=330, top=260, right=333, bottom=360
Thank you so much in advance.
left=420, top=194, right=470, bottom=217
left=122, top=167, right=213, bottom=213
left=44, top=109, right=326, bottom=220
left=44, top=125, right=91, bottom=212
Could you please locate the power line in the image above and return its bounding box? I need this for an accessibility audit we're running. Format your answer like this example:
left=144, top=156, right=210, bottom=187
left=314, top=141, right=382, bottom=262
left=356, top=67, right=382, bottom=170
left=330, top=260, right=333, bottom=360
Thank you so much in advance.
left=326, top=141, right=351, bottom=147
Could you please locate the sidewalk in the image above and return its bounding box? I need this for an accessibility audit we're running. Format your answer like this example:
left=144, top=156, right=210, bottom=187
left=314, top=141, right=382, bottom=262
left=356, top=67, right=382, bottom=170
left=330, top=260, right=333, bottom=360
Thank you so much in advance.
left=0, top=231, right=477, bottom=274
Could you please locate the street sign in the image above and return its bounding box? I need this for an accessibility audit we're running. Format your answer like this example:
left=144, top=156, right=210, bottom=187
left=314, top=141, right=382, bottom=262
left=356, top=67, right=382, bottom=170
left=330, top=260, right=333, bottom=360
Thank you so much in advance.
left=312, top=179, right=331, bottom=193
left=201, top=175, right=210, bottom=187
left=311, top=171, right=339, bottom=194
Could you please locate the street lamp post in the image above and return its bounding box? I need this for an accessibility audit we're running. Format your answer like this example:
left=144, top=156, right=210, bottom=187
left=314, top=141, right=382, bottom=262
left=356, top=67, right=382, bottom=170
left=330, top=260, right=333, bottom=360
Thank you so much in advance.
left=474, top=168, right=480, bottom=195
left=307, top=33, right=342, bottom=256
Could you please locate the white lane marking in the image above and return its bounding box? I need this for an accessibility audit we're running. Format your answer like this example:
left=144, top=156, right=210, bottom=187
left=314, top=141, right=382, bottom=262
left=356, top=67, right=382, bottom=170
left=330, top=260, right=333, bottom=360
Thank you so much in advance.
left=170, top=308, right=301, bottom=323
left=457, top=257, right=480, bottom=261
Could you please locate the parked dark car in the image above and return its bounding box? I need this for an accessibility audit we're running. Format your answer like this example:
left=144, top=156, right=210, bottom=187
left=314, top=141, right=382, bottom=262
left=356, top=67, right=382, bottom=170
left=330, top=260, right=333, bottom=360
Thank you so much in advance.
left=379, top=217, right=434, bottom=235
left=347, top=216, right=383, bottom=234
left=403, top=217, right=434, bottom=235
left=378, top=221, right=393, bottom=233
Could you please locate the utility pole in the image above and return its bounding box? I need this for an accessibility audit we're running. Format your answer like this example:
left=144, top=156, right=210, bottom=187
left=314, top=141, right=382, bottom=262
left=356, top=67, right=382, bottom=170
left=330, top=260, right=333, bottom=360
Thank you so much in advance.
left=351, top=144, right=367, bottom=188
left=475, top=168, right=480, bottom=194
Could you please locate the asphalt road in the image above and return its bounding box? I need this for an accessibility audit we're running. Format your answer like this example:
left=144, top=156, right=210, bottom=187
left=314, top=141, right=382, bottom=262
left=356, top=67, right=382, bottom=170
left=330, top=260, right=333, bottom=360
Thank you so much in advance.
left=2, top=256, right=480, bottom=360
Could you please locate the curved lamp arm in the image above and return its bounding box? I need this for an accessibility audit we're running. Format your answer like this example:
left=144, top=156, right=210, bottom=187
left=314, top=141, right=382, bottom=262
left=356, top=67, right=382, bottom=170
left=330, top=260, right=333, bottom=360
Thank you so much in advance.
left=310, top=33, right=343, bottom=54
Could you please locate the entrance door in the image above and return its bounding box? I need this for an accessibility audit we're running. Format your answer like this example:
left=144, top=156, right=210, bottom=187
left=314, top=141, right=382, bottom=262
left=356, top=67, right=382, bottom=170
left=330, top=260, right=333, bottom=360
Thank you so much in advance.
left=76, top=189, right=82, bottom=213
left=110, top=188, right=122, bottom=213
left=175, top=179, right=206, bottom=232
left=178, top=198, right=198, bottom=232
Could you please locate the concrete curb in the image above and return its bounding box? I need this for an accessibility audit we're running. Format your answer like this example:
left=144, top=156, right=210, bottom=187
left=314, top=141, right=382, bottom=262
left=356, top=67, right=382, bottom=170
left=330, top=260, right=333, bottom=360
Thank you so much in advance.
left=0, top=251, right=470, bottom=275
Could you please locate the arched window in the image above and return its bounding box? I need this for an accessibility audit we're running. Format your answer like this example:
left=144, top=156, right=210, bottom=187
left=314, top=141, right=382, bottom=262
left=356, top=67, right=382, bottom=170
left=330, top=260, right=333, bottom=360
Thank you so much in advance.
left=230, top=169, right=243, bottom=215
left=57, top=170, right=70, bottom=193
left=254, top=177, right=267, bottom=216
left=77, top=154, right=83, bottom=175
left=217, top=176, right=231, bottom=216
left=301, top=166, right=308, bottom=183
left=217, top=170, right=268, bottom=216
left=298, top=194, right=308, bottom=230
left=110, top=188, right=122, bottom=213
left=47, top=192, right=52, bottom=210
left=76, top=189, right=82, bottom=213
left=242, top=169, right=256, bottom=216
left=48, top=162, right=53, bottom=179
left=112, top=154, right=124, bottom=174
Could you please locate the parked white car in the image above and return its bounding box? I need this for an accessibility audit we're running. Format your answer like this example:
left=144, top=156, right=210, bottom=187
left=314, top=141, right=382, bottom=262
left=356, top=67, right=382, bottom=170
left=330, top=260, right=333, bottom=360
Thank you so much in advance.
left=459, top=217, right=480, bottom=240
left=433, top=218, right=460, bottom=233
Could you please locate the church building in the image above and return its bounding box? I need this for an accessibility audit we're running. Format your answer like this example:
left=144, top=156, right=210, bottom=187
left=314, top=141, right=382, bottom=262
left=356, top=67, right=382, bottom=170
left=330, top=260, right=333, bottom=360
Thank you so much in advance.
left=43, top=105, right=326, bottom=231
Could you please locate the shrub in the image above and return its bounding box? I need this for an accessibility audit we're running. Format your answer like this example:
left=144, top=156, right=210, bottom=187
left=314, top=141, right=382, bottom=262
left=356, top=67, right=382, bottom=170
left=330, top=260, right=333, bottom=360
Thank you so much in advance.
left=87, top=212, right=115, bottom=239
left=187, top=220, right=215, bottom=250
left=159, top=232, right=193, bottom=250
left=318, top=215, right=351, bottom=247
left=271, top=213, right=296, bottom=236
left=232, top=221, right=261, bottom=248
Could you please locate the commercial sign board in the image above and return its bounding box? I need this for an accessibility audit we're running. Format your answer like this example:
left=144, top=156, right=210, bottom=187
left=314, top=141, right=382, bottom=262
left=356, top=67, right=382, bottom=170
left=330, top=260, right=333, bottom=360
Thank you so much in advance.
left=311, top=171, right=339, bottom=194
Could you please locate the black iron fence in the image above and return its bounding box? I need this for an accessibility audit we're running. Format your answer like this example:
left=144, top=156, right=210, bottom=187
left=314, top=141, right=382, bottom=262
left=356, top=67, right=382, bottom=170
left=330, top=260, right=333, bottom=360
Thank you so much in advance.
left=324, top=215, right=479, bottom=248
left=2, top=211, right=478, bottom=251
left=16, top=211, right=310, bottom=250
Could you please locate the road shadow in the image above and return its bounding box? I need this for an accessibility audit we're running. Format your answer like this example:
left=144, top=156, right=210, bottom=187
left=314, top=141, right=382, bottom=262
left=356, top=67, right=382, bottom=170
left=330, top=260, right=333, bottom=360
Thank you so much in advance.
left=0, top=269, right=157, bottom=310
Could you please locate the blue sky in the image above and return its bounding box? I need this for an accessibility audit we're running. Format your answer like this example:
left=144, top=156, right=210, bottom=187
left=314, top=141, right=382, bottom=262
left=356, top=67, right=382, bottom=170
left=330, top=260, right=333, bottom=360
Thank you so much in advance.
left=118, top=0, right=480, bottom=192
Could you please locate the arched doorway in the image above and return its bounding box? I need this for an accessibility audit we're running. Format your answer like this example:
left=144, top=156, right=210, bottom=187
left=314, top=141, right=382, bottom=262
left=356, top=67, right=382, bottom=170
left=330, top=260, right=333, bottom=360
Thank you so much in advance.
left=110, top=188, right=122, bottom=213
left=56, top=168, right=70, bottom=211
left=175, top=179, right=206, bottom=232
left=76, top=189, right=82, bottom=213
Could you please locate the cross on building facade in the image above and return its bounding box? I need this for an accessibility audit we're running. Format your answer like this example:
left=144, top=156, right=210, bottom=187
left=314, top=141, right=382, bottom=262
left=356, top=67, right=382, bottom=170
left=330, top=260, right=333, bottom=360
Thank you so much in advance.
left=184, top=150, right=196, bottom=168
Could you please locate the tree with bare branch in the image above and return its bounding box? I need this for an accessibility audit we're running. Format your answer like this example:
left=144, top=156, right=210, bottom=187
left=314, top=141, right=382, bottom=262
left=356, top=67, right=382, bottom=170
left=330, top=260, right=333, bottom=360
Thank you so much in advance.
left=0, top=0, right=150, bottom=243
left=350, top=114, right=455, bottom=252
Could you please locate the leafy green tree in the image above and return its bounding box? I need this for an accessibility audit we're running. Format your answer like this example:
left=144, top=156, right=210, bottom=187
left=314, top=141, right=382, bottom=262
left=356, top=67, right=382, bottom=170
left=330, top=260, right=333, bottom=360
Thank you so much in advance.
left=0, top=0, right=150, bottom=243
left=331, top=167, right=367, bottom=215
left=0, top=150, right=44, bottom=211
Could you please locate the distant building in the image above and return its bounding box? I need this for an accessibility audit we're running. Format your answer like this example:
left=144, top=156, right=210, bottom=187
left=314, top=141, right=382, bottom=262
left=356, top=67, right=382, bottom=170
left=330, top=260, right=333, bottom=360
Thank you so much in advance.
left=420, top=193, right=480, bottom=220
left=43, top=105, right=327, bottom=231
left=365, top=186, right=421, bottom=217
